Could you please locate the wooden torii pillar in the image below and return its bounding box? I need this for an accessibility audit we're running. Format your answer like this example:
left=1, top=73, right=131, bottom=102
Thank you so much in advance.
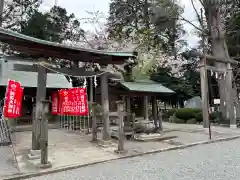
left=29, top=63, right=47, bottom=159
left=200, top=55, right=238, bottom=129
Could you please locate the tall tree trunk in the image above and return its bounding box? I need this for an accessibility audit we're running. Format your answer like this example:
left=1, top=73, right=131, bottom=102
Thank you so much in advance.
left=205, top=5, right=236, bottom=122
left=205, top=6, right=227, bottom=115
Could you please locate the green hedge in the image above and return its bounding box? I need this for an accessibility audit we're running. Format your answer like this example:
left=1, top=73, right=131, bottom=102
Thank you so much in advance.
left=169, top=115, right=185, bottom=124
left=210, top=112, right=229, bottom=124
left=166, top=108, right=177, bottom=117
left=194, top=112, right=203, bottom=122
left=175, top=108, right=202, bottom=120
left=174, top=118, right=185, bottom=124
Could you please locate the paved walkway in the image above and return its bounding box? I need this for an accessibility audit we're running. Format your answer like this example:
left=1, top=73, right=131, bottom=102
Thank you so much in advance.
left=13, top=130, right=120, bottom=174
left=25, top=138, right=240, bottom=180
left=0, top=146, right=19, bottom=177
left=2, top=123, right=240, bottom=179
left=163, top=122, right=240, bottom=135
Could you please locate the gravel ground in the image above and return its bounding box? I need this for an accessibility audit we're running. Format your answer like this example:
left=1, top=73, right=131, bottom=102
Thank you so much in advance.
left=27, top=138, right=240, bottom=180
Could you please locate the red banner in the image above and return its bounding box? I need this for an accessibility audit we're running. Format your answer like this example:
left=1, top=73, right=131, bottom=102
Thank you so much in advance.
left=4, top=80, right=23, bottom=118
left=78, top=88, right=88, bottom=116
left=14, top=86, right=23, bottom=117
left=59, top=89, right=70, bottom=115
left=55, top=88, right=88, bottom=116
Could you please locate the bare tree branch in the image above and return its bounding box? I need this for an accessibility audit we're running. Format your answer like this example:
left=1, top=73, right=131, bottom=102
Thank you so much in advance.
left=191, top=0, right=204, bottom=29
left=179, top=15, right=205, bottom=33
left=198, top=0, right=204, bottom=7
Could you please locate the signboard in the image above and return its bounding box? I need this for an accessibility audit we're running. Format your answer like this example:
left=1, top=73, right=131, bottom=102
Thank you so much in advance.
left=213, top=99, right=220, bottom=105
left=4, top=80, right=23, bottom=118
left=53, top=88, right=88, bottom=116
left=51, top=92, right=59, bottom=115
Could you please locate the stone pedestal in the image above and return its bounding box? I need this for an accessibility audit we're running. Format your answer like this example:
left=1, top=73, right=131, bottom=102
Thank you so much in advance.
left=114, top=149, right=127, bottom=154
left=98, top=140, right=112, bottom=148
left=37, top=161, right=52, bottom=169
left=230, top=124, right=237, bottom=129
left=28, top=149, right=41, bottom=160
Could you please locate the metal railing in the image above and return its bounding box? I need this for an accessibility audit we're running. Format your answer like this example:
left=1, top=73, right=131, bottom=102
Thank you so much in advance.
left=0, top=104, right=11, bottom=146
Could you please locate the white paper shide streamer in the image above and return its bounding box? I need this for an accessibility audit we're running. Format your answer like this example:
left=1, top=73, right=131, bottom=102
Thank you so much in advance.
left=83, top=77, right=87, bottom=88
left=94, top=76, right=97, bottom=87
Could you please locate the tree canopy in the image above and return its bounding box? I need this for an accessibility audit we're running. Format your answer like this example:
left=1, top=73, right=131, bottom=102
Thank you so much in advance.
left=107, top=0, right=186, bottom=54
left=106, top=0, right=209, bottom=104
left=2, top=0, right=41, bottom=30
left=225, top=1, right=240, bottom=60
left=20, top=5, right=84, bottom=43
left=0, top=0, right=213, bottom=103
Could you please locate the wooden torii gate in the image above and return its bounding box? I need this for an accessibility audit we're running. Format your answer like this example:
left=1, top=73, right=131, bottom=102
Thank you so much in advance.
left=182, top=50, right=239, bottom=129
left=0, top=28, right=136, bottom=167
left=200, top=55, right=239, bottom=129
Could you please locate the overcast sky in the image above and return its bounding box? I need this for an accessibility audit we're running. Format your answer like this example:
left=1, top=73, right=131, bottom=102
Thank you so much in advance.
left=41, top=0, right=201, bottom=48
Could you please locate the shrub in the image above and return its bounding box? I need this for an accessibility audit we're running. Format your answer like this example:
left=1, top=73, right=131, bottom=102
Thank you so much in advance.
left=191, top=108, right=202, bottom=114
left=162, top=112, right=170, bottom=122
left=166, top=108, right=177, bottom=117
left=208, top=112, right=233, bottom=125
left=194, top=112, right=203, bottom=122
left=169, top=114, right=185, bottom=124
left=210, top=112, right=221, bottom=121
left=210, top=112, right=227, bottom=124
left=175, top=108, right=201, bottom=120
left=171, top=116, right=185, bottom=124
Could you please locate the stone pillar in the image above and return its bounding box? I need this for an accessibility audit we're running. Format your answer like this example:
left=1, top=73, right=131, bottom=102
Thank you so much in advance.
left=115, top=101, right=125, bottom=153
left=31, top=64, right=47, bottom=154
left=126, top=96, right=131, bottom=123
left=31, top=104, right=36, bottom=147
left=100, top=74, right=110, bottom=141
left=158, top=109, right=163, bottom=131
left=200, top=57, right=209, bottom=128
left=91, top=102, right=98, bottom=142
left=226, top=63, right=236, bottom=128
left=38, top=100, right=51, bottom=168
left=143, top=96, right=148, bottom=120
left=152, top=96, right=158, bottom=127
